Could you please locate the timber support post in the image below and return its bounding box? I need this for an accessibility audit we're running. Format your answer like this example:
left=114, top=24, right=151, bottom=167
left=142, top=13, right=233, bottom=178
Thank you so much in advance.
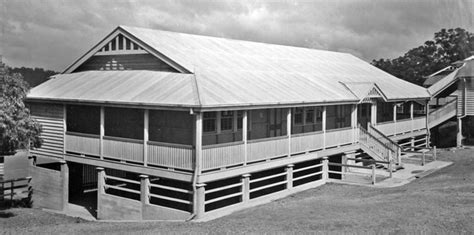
left=242, top=174, right=251, bottom=203
left=322, top=156, right=329, bottom=182
left=60, top=160, right=68, bottom=211
left=286, top=164, right=294, bottom=190
left=194, top=183, right=206, bottom=219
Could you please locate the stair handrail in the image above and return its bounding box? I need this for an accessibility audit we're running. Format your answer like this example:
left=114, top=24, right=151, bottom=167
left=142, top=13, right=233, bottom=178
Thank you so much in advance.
left=359, top=124, right=396, bottom=163
left=429, top=98, right=457, bottom=114
left=368, top=124, right=402, bottom=151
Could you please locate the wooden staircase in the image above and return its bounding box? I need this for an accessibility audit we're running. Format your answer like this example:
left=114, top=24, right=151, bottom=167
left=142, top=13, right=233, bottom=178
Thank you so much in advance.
left=358, top=124, right=402, bottom=166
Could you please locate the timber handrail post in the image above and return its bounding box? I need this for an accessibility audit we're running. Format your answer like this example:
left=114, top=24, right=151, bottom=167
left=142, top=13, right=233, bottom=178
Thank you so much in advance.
left=139, top=175, right=150, bottom=205
left=242, top=174, right=251, bottom=203
left=422, top=152, right=425, bottom=166
left=322, top=156, right=329, bottom=182
left=388, top=151, right=393, bottom=178
left=194, top=183, right=206, bottom=219
left=286, top=165, right=294, bottom=190
left=371, top=164, right=376, bottom=185
left=433, top=146, right=437, bottom=161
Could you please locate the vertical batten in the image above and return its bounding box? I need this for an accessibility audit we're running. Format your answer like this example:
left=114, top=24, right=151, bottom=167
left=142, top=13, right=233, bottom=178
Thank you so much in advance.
left=287, top=108, right=291, bottom=157
left=351, top=104, right=357, bottom=143
left=216, top=111, right=221, bottom=134
left=322, top=106, right=327, bottom=149
left=243, top=111, right=248, bottom=165
left=195, top=112, right=203, bottom=175
left=371, top=101, right=377, bottom=125
left=63, top=104, right=67, bottom=158
left=100, top=106, right=104, bottom=160
left=143, top=109, right=149, bottom=166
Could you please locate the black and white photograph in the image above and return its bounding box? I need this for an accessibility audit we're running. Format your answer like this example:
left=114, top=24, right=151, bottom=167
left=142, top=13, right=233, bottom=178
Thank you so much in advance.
left=1, top=0, right=473, bottom=233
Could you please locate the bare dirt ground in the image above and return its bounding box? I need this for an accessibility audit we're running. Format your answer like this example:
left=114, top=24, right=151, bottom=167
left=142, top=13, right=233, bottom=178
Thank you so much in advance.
left=1, top=148, right=474, bottom=234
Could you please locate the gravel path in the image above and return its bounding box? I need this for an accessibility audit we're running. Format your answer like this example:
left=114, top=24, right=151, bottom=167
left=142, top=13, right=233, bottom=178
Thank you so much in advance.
left=1, top=148, right=473, bottom=234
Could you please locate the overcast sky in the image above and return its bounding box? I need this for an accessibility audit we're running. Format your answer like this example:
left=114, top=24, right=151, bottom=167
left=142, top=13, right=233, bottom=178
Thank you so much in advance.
left=1, top=0, right=472, bottom=72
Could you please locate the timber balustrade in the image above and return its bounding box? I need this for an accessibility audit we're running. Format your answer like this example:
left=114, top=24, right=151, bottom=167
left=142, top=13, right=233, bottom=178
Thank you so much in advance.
left=66, top=127, right=361, bottom=171
left=374, top=116, right=427, bottom=136
left=65, top=132, right=100, bottom=156
left=359, top=125, right=400, bottom=164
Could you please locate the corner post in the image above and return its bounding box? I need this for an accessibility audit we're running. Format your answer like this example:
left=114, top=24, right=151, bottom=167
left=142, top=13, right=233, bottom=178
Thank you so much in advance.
left=194, top=183, right=206, bottom=219
left=143, top=110, right=149, bottom=166
left=242, top=174, right=251, bottom=203
left=457, top=117, right=463, bottom=147
left=100, top=106, right=104, bottom=160
left=139, top=175, right=150, bottom=205
left=59, top=160, right=68, bottom=211
left=195, top=112, right=203, bottom=175
left=96, top=167, right=105, bottom=219
left=322, top=106, right=327, bottom=149
left=352, top=104, right=358, bottom=143
left=287, top=108, right=292, bottom=157
left=371, top=101, right=377, bottom=125
left=243, top=111, right=248, bottom=165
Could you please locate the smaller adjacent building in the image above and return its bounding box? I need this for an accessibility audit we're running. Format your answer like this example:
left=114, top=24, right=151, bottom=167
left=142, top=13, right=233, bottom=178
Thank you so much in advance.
left=426, top=56, right=474, bottom=146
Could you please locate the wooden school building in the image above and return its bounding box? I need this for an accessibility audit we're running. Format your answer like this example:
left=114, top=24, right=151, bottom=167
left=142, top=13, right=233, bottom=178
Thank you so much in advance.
left=26, top=26, right=432, bottom=221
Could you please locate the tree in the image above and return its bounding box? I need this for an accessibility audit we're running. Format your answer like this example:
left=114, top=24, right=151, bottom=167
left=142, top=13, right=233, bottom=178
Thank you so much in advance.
left=372, top=28, right=474, bottom=85
left=0, top=65, right=42, bottom=155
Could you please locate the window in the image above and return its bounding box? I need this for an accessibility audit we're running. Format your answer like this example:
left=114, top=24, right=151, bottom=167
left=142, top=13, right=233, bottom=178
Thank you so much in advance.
left=220, top=111, right=234, bottom=131
left=149, top=110, right=193, bottom=145
left=104, top=107, right=143, bottom=139
left=315, top=107, right=322, bottom=123
left=294, top=108, right=303, bottom=125
left=203, top=112, right=217, bottom=132
left=66, top=105, right=100, bottom=135
left=305, top=108, right=314, bottom=124
left=237, top=111, right=243, bottom=129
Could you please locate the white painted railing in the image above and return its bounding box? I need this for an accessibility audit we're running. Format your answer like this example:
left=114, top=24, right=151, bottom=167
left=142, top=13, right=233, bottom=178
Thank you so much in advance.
left=147, top=141, right=194, bottom=170
left=325, top=128, right=354, bottom=148
left=103, top=136, right=144, bottom=163
left=65, top=132, right=100, bottom=156
left=247, top=136, right=289, bottom=163
left=374, top=117, right=427, bottom=136
left=291, top=131, right=324, bottom=154
left=202, top=142, right=245, bottom=170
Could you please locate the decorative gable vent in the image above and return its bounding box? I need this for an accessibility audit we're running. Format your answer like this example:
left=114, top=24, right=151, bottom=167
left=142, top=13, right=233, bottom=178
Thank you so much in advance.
left=96, top=34, right=146, bottom=55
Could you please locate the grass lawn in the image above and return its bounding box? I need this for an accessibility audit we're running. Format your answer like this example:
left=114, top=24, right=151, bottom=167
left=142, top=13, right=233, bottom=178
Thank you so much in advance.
left=1, top=148, right=473, bottom=234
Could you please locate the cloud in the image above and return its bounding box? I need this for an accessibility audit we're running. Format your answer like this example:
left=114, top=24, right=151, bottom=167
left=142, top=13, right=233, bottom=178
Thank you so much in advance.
left=1, top=0, right=472, bottom=71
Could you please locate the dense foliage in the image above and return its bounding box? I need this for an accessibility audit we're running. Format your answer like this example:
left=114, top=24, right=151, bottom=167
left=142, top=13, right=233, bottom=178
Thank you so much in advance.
left=9, top=67, right=56, bottom=87
left=0, top=66, right=42, bottom=155
left=372, top=28, right=474, bottom=85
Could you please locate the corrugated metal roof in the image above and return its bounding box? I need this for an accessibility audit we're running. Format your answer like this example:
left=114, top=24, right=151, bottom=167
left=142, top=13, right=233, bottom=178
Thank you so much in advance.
left=120, top=26, right=429, bottom=101
left=427, top=70, right=458, bottom=96
left=28, top=71, right=199, bottom=107
left=29, top=26, right=430, bottom=108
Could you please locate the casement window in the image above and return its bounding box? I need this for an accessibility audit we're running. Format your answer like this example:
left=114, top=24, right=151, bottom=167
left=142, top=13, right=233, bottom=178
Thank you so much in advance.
left=305, top=108, right=315, bottom=124
left=315, top=107, right=323, bottom=123
left=203, top=112, right=217, bottom=132
left=294, top=107, right=304, bottom=125
left=220, top=111, right=234, bottom=131
left=237, top=111, right=243, bottom=129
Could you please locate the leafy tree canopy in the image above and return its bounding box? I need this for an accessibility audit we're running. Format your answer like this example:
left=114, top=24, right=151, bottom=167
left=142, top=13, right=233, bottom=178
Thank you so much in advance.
left=372, top=28, right=474, bottom=85
left=0, top=65, right=42, bottom=155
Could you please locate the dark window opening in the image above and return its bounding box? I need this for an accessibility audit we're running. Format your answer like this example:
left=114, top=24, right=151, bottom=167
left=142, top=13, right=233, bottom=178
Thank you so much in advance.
left=104, top=107, right=143, bottom=140
left=149, top=110, right=193, bottom=145
left=66, top=105, right=100, bottom=135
